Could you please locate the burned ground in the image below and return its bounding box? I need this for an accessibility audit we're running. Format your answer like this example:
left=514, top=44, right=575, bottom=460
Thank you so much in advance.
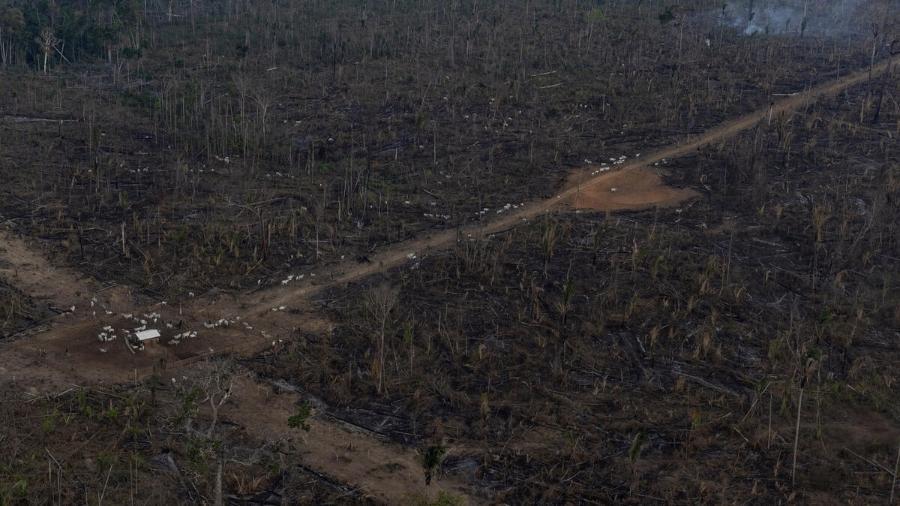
left=1, top=0, right=898, bottom=504
left=252, top=77, right=900, bottom=503
left=0, top=280, right=43, bottom=338
left=0, top=378, right=374, bottom=505
left=0, top=1, right=885, bottom=298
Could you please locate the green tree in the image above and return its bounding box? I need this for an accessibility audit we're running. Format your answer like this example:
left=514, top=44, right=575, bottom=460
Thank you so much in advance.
left=0, top=5, right=25, bottom=65
left=1, top=0, right=140, bottom=67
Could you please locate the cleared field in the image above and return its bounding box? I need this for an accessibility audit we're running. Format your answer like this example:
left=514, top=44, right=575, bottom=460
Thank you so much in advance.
left=0, top=0, right=897, bottom=504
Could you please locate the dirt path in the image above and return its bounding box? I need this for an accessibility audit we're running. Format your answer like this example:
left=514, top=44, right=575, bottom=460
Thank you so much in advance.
left=0, top=57, right=895, bottom=505
left=0, top=296, right=481, bottom=503
left=0, top=229, right=131, bottom=313
left=225, top=376, right=473, bottom=504
left=248, top=56, right=898, bottom=313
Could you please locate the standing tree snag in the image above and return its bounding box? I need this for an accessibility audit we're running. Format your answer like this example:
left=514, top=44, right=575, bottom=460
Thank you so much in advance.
left=38, top=28, right=57, bottom=73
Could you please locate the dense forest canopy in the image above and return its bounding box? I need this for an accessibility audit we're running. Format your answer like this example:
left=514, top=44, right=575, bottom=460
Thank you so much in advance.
left=0, top=0, right=140, bottom=67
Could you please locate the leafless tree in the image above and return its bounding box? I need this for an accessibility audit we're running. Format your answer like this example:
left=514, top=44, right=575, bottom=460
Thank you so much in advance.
left=201, top=359, right=236, bottom=438
left=39, top=28, right=58, bottom=73
left=365, top=283, right=398, bottom=395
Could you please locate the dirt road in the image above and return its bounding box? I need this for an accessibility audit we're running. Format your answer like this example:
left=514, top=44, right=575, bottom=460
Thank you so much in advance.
left=250, top=56, right=898, bottom=313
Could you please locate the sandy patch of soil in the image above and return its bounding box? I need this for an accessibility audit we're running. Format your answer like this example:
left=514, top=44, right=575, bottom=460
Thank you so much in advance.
left=564, top=166, right=699, bottom=211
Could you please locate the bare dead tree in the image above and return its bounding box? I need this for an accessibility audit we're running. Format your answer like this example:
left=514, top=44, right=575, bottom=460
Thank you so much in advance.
left=365, top=283, right=398, bottom=395
left=39, top=28, right=58, bottom=73
left=201, top=359, right=236, bottom=438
